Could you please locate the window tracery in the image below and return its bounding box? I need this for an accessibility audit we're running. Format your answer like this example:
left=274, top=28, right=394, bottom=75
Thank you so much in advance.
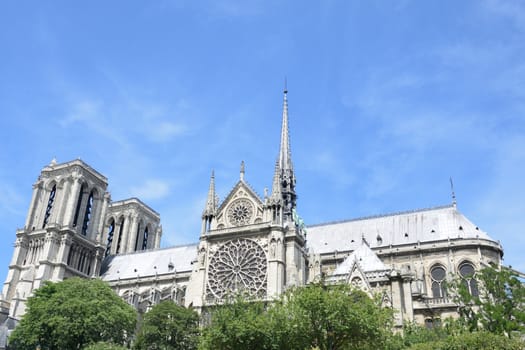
left=430, top=265, right=446, bottom=298
left=227, top=199, right=254, bottom=226
left=459, top=262, right=478, bottom=297
left=207, top=239, right=267, bottom=299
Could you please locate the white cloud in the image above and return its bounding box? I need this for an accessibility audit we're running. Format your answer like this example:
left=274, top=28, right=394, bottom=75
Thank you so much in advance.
left=147, top=121, right=188, bottom=142
left=129, top=179, right=170, bottom=201
left=0, top=183, right=25, bottom=216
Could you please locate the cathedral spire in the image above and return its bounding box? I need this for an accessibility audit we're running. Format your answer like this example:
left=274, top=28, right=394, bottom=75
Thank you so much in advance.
left=279, top=86, right=293, bottom=172
left=273, top=85, right=297, bottom=223
left=203, top=170, right=217, bottom=217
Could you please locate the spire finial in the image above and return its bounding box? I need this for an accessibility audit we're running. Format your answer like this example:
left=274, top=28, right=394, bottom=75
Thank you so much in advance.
left=203, top=170, right=217, bottom=217
left=284, top=77, right=288, bottom=94
left=240, top=161, right=245, bottom=181
left=450, top=177, right=457, bottom=208
left=279, top=84, right=292, bottom=171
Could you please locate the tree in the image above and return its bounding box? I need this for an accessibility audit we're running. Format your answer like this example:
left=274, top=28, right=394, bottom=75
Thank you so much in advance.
left=284, top=284, right=398, bottom=350
left=83, top=342, right=128, bottom=350
left=8, top=277, right=137, bottom=350
left=199, top=284, right=400, bottom=350
left=134, top=300, right=199, bottom=350
left=452, top=265, right=525, bottom=337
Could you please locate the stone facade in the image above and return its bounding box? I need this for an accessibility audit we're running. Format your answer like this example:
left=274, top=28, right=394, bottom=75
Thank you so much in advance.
left=0, top=90, right=504, bottom=348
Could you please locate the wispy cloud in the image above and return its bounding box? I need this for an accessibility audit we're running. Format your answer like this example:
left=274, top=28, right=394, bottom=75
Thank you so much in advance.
left=0, top=183, right=26, bottom=216
left=129, top=179, right=171, bottom=201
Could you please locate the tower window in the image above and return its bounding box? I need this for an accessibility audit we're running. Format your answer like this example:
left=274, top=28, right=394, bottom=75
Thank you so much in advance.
left=73, top=184, right=86, bottom=227
left=116, top=218, right=125, bottom=254
left=81, top=191, right=94, bottom=235
left=430, top=265, right=447, bottom=298
left=134, top=224, right=141, bottom=251
left=105, top=219, right=115, bottom=258
left=459, top=262, right=479, bottom=297
left=42, top=184, right=57, bottom=228
left=142, top=227, right=149, bottom=250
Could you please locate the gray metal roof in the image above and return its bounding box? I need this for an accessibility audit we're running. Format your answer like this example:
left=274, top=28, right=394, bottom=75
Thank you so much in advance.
left=100, top=244, right=198, bottom=281
left=307, top=205, right=496, bottom=255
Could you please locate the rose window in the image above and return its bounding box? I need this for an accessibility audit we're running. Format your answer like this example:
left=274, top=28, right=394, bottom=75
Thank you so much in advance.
left=207, top=239, right=267, bottom=299
left=227, top=199, right=254, bottom=226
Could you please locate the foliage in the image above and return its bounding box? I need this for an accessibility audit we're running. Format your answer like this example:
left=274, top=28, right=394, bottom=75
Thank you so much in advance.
left=8, top=277, right=137, bottom=350
left=199, top=284, right=401, bottom=350
left=405, top=330, right=524, bottom=350
left=134, top=300, right=200, bottom=350
left=83, top=342, right=129, bottom=350
left=452, top=265, right=525, bottom=336
left=285, top=284, right=398, bottom=350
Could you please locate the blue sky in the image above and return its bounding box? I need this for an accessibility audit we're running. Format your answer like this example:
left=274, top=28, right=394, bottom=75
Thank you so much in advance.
left=1, top=1, right=524, bottom=285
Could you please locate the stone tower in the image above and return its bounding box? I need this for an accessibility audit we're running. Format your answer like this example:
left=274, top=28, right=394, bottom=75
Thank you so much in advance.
left=2, top=159, right=110, bottom=319
left=185, top=89, right=307, bottom=309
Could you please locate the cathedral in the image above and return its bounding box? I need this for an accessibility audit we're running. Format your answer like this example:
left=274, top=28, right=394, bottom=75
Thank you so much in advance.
left=0, top=90, right=503, bottom=347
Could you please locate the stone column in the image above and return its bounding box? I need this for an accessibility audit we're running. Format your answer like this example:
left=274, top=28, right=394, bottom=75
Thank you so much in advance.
left=25, top=182, right=42, bottom=230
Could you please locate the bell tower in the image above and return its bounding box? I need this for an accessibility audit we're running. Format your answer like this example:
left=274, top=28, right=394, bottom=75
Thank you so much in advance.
left=2, top=159, right=109, bottom=319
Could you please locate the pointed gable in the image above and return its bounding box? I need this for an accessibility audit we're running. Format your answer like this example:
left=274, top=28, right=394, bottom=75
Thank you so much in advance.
left=327, top=242, right=391, bottom=288
left=214, top=180, right=265, bottom=229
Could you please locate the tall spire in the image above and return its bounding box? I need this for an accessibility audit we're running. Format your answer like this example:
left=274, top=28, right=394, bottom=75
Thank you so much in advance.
left=450, top=177, right=457, bottom=208
left=279, top=85, right=293, bottom=172
left=271, top=84, right=297, bottom=223
left=203, top=170, right=217, bottom=217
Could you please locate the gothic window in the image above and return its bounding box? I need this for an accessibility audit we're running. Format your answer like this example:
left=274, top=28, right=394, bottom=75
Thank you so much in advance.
left=134, top=224, right=141, bottom=251
left=459, top=262, right=479, bottom=297
left=42, top=184, right=56, bottom=228
left=81, top=190, right=95, bottom=235
left=430, top=265, right=447, bottom=298
left=105, top=219, right=115, bottom=257
left=73, top=184, right=86, bottom=227
left=116, top=217, right=125, bottom=254
left=142, top=227, right=149, bottom=250
left=207, top=239, right=267, bottom=299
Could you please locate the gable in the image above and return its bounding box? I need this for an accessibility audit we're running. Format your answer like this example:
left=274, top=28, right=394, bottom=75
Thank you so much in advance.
left=214, top=181, right=265, bottom=229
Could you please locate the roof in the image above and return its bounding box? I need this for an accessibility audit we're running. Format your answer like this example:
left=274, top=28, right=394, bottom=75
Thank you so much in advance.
left=332, top=242, right=388, bottom=275
left=307, top=205, right=497, bottom=255
left=100, top=244, right=198, bottom=281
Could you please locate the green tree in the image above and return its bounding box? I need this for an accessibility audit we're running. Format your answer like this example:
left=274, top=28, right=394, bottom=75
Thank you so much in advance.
left=285, top=284, right=398, bottom=350
left=199, top=284, right=400, bottom=350
left=83, top=342, right=128, bottom=350
left=134, top=300, right=199, bottom=350
left=405, top=330, right=524, bottom=350
left=453, top=265, right=525, bottom=336
left=9, top=277, right=136, bottom=350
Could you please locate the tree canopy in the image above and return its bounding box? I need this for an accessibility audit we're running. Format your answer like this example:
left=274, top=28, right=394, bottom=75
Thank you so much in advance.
left=8, top=277, right=136, bottom=350
left=453, top=265, right=525, bottom=336
left=134, top=300, right=200, bottom=350
left=199, top=283, right=400, bottom=350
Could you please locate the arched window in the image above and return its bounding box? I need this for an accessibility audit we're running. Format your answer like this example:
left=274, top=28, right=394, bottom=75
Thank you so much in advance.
left=115, top=217, right=125, bottom=254
left=81, top=190, right=95, bottom=235
left=134, top=224, right=141, bottom=251
left=73, top=184, right=86, bottom=227
left=42, top=184, right=57, bottom=228
left=142, top=227, right=149, bottom=250
left=459, top=262, right=479, bottom=297
left=430, top=265, right=447, bottom=298
left=105, top=219, right=115, bottom=257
